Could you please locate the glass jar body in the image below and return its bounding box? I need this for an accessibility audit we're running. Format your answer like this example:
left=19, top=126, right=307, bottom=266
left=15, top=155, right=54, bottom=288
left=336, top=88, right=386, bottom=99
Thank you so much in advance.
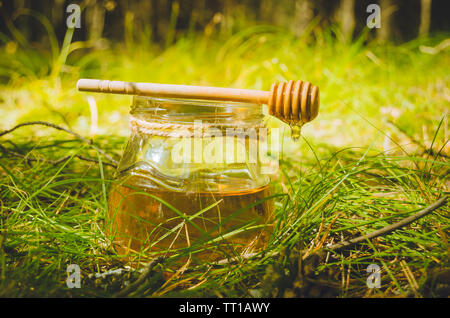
left=107, top=96, right=276, bottom=263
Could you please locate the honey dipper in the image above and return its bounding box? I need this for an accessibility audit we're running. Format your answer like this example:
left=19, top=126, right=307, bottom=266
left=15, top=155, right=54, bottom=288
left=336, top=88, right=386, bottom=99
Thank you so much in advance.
left=77, top=79, right=319, bottom=124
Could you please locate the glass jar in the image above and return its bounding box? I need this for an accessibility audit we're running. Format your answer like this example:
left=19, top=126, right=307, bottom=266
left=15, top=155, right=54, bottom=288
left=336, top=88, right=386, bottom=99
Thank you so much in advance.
left=107, top=96, right=277, bottom=264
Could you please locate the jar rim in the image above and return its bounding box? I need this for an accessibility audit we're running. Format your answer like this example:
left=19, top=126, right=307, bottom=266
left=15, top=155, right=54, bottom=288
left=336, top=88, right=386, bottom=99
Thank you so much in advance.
left=132, top=95, right=261, bottom=109
left=130, top=95, right=265, bottom=126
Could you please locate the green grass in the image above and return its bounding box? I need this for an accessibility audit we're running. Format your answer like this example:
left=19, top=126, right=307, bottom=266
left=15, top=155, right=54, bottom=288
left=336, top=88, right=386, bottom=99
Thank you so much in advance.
left=0, top=22, right=449, bottom=297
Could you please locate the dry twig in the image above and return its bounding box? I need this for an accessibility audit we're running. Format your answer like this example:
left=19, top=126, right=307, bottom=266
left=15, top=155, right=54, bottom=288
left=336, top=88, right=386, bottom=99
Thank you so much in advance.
left=0, top=121, right=118, bottom=166
left=113, top=256, right=165, bottom=297
left=200, top=195, right=449, bottom=267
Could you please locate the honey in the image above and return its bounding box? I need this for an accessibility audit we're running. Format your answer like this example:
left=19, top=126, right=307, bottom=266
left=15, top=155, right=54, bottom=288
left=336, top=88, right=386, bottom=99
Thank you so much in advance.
left=107, top=177, right=273, bottom=262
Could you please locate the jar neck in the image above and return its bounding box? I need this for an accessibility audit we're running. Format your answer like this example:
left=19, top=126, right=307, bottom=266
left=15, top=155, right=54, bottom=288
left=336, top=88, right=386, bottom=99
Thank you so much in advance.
left=130, top=96, right=264, bottom=126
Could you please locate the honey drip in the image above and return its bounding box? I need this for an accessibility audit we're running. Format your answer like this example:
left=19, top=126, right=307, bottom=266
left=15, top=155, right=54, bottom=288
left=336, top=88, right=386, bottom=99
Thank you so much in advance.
left=290, top=123, right=303, bottom=141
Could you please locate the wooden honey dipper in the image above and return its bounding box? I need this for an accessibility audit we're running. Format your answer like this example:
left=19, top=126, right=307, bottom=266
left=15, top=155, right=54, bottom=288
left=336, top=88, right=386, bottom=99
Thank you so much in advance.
left=77, top=79, right=319, bottom=124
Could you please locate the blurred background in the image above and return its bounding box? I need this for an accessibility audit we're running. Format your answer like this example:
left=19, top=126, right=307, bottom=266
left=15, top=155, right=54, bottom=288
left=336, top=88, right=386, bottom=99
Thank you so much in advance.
left=2, top=0, right=450, bottom=44
left=0, top=0, right=448, bottom=153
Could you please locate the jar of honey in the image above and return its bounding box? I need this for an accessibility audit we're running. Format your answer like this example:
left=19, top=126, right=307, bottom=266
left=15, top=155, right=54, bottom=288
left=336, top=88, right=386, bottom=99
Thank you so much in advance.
left=107, top=96, right=278, bottom=264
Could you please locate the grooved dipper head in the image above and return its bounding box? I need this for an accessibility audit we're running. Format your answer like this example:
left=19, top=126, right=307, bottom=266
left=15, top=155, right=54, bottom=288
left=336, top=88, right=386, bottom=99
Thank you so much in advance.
left=268, top=80, right=319, bottom=124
